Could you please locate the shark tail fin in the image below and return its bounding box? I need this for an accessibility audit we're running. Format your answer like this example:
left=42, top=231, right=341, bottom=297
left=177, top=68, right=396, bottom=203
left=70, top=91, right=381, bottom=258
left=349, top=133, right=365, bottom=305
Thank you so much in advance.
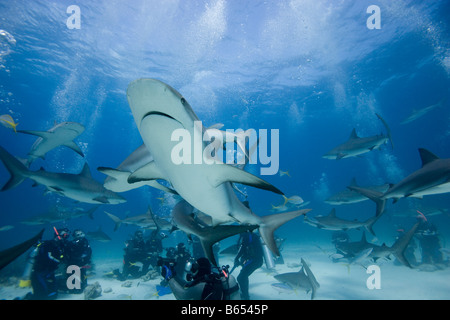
left=391, top=222, right=420, bottom=268
left=301, top=258, right=320, bottom=300
left=199, top=224, right=258, bottom=266
left=0, top=146, right=28, bottom=191
left=347, top=185, right=386, bottom=217
left=104, top=211, right=122, bottom=231
left=259, top=209, right=311, bottom=257
left=376, top=113, right=394, bottom=150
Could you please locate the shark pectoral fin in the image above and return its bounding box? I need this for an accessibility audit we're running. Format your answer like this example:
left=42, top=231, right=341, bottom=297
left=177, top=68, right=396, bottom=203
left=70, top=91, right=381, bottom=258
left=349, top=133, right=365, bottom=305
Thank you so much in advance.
left=208, top=164, right=283, bottom=195
left=127, top=161, right=166, bottom=184
left=17, top=130, right=53, bottom=139
left=49, top=186, right=64, bottom=193
left=145, top=181, right=179, bottom=195
left=336, top=153, right=346, bottom=160
left=97, top=167, right=130, bottom=181
left=63, top=141, right=84, bottom=157
left=93, top=196, right=110, bottom=204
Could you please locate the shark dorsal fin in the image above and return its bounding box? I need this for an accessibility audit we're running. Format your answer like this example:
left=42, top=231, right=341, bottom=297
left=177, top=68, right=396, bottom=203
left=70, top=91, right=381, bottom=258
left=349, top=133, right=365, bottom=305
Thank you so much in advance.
left=349, top=177, right=358, bottom=187
left=418, top=148, right=439, bottom=167
left=349, top=128, right=359, bottom=139
left=329, top=208, right=336, bottom=217
left=80, top=163, right=92, bottom=178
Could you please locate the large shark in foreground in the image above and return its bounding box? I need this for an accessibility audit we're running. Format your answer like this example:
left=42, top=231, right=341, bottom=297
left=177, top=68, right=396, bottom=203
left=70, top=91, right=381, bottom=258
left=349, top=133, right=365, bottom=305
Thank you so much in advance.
left=0, top=146, right=126, bottom=204
left=273, top=258, right=320, bottom=300
left=125, top=78, right=310, bottom=258
left=0, top=228, right=44, bottom=270
left=303, top=208, right=383, bottom=236
left=18, top=121, right=85, bottom=166
left=323, top=113, right=393, bottom=160
left=349, top=148, right=450, bottom=210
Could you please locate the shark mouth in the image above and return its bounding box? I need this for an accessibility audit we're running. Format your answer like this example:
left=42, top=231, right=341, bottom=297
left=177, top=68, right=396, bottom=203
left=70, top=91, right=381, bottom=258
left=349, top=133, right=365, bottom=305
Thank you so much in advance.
left=140, top=111, right=183, bottom=127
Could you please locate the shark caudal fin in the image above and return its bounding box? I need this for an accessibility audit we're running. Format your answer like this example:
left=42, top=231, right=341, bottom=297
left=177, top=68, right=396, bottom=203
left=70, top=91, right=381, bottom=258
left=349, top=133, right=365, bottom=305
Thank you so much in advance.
left=104, top=211, right=122, bottom=231
left=198, top=224, right=258, bottom=266
left=347, top=185, right=386, bottom=217
left=0, top=146, right=29, bottom=191
left=259, top=209, right=311, bottom=256
left=391, top=222, right=420, bottom=268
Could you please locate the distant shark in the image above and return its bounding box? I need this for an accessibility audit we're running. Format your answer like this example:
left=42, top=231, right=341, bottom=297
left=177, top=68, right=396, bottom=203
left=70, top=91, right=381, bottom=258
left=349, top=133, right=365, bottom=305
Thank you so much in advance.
left=104, top=205, right=170, bottom=231
left=325, top=178, right=389, bottom=205
left=86, top=227, right=112, bottom=242
left=171, top=200, right=257, bottom=266
left=18, top=121, right=85, bottom=166
left=98, top=144, right=178, bottom=195
left=335, top=223, right=419, bottom=268
left=0, top=146, right=126, bottom=204
left=273, top=258, right=320, bottom=300
left=0, top=228, right=44, bottom=270
left=323, top=113, right=393, bottom=160
left=349, top=148, right=450, bottom=209
left=125, top=78, right=310, bottom=257
left=303, top=208, right=383, bottom=237
left=21, top=205, right=100, bottom=225
left=401, top=99, right=445, bottom=125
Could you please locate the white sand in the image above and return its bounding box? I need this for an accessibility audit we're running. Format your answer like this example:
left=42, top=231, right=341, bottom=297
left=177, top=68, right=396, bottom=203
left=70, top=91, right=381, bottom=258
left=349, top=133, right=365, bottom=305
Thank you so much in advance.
left=1, top=243, right=449, bottom=300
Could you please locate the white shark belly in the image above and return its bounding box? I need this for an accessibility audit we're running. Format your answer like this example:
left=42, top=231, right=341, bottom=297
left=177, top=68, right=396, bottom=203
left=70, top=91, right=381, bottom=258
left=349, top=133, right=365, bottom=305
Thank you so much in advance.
left=139, top=114, right=241, bottom=224
left=409, top=182, right=450, bottom=197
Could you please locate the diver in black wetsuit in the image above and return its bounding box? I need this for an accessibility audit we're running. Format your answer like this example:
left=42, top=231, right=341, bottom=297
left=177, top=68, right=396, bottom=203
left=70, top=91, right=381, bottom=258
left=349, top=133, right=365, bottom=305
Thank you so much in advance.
left=65, top=229, right=92, bottom=292
left=415, top=221, right=444, bottom=265
left=234, top=230, right=264, bottom=300
left=146, top=230, right=164, bottom=268
left=161, top=257, right=240, bottom=300
left=26, top=228, right=69, bottom=300
left=120, top=230, right=151, bottom=279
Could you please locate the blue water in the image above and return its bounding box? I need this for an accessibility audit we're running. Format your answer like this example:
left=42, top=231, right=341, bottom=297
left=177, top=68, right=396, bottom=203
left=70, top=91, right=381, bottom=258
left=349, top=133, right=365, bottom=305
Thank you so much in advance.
left=0, top=0, right=449, bottom=292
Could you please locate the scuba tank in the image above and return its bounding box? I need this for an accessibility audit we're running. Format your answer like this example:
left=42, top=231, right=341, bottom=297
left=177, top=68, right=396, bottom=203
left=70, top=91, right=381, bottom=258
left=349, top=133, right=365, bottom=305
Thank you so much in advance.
left=19, top=244, right=39, bottom=288
left=261, top=242, right=276, bottom=270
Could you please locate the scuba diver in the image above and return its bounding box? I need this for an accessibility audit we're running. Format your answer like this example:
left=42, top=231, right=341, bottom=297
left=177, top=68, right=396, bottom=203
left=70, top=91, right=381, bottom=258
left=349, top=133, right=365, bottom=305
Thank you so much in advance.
left=65, top=229, right=92, bottom=292
left=233, top=230, right=264, bottom=300
left=160, top=257, right=240, bottom=300
left=173, top=242, right=192, bottom=284
left=331, top=231, right=351, bottom=262
left=119, top=230, right=151, bottom=280
left=146, top=230, right=164, bottom=268
left=415, top=221, right=444, bottom=265
left=25, top=228, right=70, bottom=300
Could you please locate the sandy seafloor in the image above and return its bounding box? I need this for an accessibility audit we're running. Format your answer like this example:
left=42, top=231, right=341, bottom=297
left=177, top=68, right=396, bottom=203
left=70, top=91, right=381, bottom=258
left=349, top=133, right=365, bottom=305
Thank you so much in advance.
left=1, top=242, right=449, bottom=301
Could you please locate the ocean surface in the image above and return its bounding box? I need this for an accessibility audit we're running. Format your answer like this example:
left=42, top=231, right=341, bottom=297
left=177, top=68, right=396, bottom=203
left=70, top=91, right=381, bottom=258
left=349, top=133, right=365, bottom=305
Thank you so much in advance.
left=0, top=0, right=449, bottom=300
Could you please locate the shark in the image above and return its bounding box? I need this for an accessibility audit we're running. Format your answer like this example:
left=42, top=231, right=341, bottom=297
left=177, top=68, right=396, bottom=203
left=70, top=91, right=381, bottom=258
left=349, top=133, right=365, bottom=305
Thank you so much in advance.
left=303, top=208, right=383, bottom=236
left=401, top=98, right=445, bottom=125
left=125, top=78, right=310, bottom=257
left=86, top=227, right=112, bottom=242
left=21, top=205, right=100, bottom=225
left=273, top=258, right=320, bottom=300
left=0, top=228, right=44, bottom=270
left=325, top=178, right=390, bottom=205
left=323, top=113, right=393, bottom=160
left=171, top=200, right=257, bottom=266
left=335, top=223, right=419, bottom=268
left=104, top=205, right=169, bottom=231
left=98, top=144, right=178, bottom=195
left=18, top=121, right=85, bottom=166
left=349, top=148, right=450, bottom=210
left=0, top=145, right=126, bottom=204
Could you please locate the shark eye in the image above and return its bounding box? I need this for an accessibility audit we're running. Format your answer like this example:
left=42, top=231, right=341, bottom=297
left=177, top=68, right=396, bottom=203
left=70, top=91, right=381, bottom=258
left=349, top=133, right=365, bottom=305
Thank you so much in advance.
left=181, top=97, right=186, bottom=105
